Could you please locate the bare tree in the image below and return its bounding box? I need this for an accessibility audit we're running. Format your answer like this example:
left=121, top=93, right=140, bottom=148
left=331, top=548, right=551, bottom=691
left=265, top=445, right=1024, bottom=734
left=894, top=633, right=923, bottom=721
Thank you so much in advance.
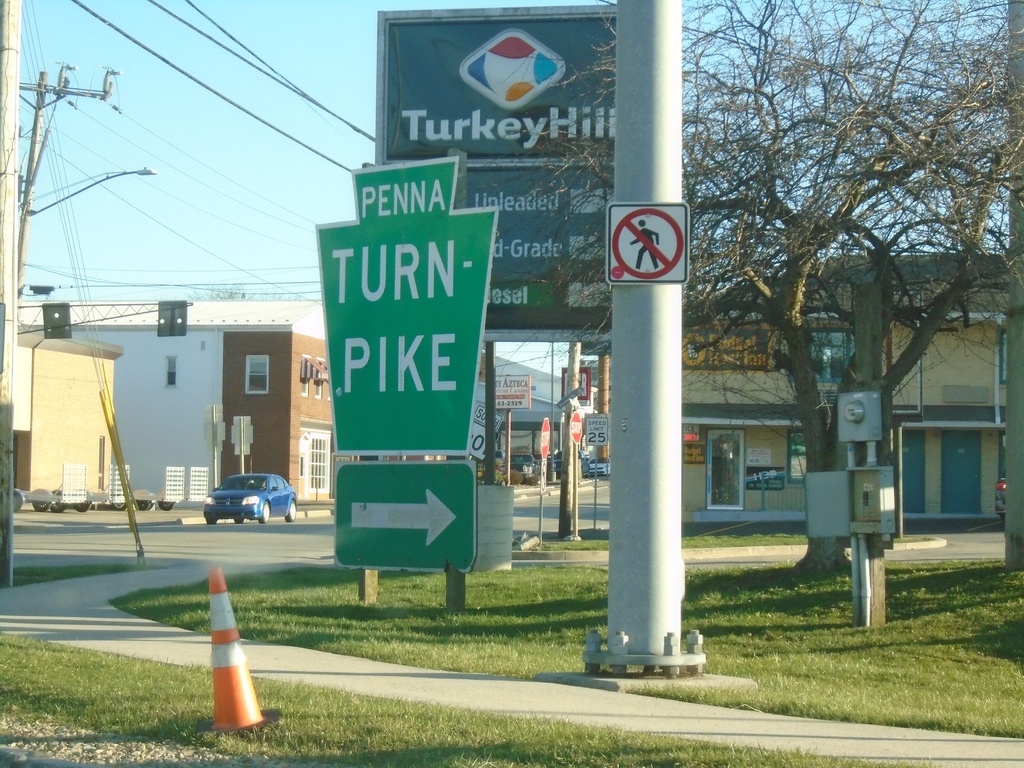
left=682, top=0, right=1020, bottom=568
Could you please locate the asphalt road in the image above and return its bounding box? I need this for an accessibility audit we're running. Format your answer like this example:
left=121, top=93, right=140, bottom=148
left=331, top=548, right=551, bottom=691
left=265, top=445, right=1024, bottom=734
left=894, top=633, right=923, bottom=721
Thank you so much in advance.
left=8, top=484, right=1009, bottom=569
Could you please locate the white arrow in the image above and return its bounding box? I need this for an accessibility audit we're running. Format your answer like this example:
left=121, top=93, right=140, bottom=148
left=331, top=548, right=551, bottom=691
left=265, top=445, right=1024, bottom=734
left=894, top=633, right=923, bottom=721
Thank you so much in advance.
left=350, top=491, right=456, bottom=545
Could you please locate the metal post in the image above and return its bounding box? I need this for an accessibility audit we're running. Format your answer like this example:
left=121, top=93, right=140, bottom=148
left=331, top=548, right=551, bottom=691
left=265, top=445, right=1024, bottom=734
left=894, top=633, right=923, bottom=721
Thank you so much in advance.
left=1006, top=0, right=1024, bottom=569
left=597, top=0, right=687, bottom=670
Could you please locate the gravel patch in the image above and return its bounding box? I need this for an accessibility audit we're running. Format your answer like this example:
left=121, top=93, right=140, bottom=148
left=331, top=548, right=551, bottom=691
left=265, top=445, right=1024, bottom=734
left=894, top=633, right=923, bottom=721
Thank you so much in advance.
left=0, top=716, right=344, bottom=767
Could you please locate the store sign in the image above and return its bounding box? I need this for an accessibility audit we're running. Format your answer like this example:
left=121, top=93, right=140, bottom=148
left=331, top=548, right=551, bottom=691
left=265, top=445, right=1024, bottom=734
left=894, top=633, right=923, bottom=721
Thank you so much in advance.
left=381, top=11, right=615, bottom=161
left=379, top=9, right=615, bottom=331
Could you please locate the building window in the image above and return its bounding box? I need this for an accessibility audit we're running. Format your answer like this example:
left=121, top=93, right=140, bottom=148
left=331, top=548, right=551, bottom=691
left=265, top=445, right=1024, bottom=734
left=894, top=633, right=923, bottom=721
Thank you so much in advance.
left=810, top=330, right=853, bottom=384
left=310, top=435, right=329, bottom=492
left=246, top=355, right=269, bottom=394
left=301, top=379, right=309, bottom=397
left=314, top=380, right=323, bottom=399
left=787, top=431, right=806, bottom=485
left=166, top=356, right=177, bottom=387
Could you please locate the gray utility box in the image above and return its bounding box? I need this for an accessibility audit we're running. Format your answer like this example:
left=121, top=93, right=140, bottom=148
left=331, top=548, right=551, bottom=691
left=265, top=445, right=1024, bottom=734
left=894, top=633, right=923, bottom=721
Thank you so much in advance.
left=837, top=391, right=883, bottom=443
left=805, top=471, right=851, bottom=538
left=849, top=466, right=896, bottom=535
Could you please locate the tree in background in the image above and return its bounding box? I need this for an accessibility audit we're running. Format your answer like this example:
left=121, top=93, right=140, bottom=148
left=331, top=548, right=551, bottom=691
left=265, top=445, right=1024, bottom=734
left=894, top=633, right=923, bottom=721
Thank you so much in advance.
left=682, top=0, right=1020, bottom=568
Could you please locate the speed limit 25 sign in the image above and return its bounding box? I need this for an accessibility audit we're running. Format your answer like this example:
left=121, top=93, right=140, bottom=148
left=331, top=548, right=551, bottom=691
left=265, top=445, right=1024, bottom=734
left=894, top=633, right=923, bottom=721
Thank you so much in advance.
left=585, top=414, right=610, bottom=446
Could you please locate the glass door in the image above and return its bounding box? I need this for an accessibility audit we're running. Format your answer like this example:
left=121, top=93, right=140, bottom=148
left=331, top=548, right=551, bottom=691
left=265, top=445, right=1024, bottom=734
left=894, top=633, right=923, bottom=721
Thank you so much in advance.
left=707, top=429, right=744, bottom=508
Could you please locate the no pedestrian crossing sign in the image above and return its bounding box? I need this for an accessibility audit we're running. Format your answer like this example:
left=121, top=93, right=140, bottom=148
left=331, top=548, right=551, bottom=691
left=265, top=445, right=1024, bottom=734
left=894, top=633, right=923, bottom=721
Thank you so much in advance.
left=316, top=157, right=497, bottom=454
left=606, top=203, right=689, bottom=284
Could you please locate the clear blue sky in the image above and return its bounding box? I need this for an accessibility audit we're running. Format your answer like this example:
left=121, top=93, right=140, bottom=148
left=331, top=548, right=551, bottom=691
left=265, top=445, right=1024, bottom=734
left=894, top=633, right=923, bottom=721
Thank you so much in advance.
left=19, top=0, right=599, bottom=368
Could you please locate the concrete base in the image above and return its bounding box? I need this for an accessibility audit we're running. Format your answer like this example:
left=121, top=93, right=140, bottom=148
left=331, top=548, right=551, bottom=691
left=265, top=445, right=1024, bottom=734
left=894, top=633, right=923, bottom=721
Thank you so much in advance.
left=535, top=671, right=757, bottom=693
left=474, top=484, right=515, bottom=571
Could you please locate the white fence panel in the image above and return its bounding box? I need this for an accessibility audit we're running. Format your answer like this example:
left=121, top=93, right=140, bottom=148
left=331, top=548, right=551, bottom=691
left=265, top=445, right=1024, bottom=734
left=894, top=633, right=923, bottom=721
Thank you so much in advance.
left=108, top=465, right=129, bottom=504
left=61, top=464, right=88, bottom=503
left=189, top=467, right=210, bottom=501
left=163, top=466, right=186, bottom=502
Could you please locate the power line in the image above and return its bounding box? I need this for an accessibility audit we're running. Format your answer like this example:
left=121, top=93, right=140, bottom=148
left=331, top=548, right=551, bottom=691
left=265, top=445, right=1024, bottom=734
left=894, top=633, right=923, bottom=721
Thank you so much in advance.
left=148, top=0, right=375, bottom=143
left=67, top=0, right=357, bottom=173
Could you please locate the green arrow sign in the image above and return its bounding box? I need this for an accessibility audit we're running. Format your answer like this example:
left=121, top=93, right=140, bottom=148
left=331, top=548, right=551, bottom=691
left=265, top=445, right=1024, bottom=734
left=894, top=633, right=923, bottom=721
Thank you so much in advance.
left=317, top=157, right=496, bottom=454
left=335, top=461, right=477, bottom=572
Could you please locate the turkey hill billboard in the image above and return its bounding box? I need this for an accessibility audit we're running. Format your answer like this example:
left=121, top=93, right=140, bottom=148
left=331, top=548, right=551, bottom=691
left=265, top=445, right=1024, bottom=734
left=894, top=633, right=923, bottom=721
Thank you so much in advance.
left=378, top=7, right=615, bottom=332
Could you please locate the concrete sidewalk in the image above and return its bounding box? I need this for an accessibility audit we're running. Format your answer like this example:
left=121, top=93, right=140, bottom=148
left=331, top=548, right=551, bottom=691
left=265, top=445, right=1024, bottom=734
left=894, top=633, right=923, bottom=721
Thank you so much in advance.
left=0, top=564, right=1022, bottom=767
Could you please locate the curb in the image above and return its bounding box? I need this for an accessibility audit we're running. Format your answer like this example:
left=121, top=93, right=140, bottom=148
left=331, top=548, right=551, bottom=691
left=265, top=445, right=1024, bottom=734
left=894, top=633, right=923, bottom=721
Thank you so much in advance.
left=177, top=508, right=334, bottom=525
left=513, top=537, right=948, bottom=563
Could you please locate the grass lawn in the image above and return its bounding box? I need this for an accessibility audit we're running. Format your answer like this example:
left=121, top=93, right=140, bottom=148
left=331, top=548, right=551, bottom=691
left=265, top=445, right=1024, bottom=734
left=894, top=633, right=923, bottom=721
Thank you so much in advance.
left=3, top=548, right=1019, bottom=767
left=110, top=560, right=1024, bottom=739
left=0, top=634, right=908, bottom=768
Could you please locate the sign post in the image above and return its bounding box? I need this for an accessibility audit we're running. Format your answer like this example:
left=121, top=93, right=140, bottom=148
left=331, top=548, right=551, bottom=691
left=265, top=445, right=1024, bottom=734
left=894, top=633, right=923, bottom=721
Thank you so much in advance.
left=538, top=417, right=551, bottom=542
left=585, top=413, right=609, bottom=529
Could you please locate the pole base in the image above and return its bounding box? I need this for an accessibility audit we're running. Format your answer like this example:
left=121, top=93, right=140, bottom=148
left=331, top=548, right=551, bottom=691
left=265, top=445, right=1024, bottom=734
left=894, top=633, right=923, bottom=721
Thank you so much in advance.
left=582, top=650, right=706, bottom=678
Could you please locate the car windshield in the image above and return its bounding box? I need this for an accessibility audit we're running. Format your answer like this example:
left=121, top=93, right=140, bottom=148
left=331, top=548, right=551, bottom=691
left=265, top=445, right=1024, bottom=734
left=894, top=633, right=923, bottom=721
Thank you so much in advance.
left=220, top=475, right=266, bottom=491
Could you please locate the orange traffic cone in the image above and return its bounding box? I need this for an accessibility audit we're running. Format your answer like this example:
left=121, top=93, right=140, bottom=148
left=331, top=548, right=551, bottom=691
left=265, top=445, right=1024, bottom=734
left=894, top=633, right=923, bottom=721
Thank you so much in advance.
left=198, top=567, right=280, bottom=733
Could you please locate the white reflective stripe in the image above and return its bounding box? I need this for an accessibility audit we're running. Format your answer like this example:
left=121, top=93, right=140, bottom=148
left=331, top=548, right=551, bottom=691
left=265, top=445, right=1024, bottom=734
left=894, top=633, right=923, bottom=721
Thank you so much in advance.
left=209, top=593, right=237, bottom=632
left=211, top=640, right=248, bottom=669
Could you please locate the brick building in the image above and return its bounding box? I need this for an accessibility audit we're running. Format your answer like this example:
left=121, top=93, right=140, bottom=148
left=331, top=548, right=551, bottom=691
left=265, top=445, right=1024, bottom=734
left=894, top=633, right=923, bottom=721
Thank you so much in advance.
left=19, top=300, right=333, bottom=502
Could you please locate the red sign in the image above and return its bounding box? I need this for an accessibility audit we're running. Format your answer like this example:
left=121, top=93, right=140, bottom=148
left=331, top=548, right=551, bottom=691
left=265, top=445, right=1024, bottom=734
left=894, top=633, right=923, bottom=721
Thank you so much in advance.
left=569, top=411, right=583, bottom=445
left=606, top=203, right=690, bottom=284
left=561, top=367, right=592, bottom=406
left=540, top=418, right=551, bottom=459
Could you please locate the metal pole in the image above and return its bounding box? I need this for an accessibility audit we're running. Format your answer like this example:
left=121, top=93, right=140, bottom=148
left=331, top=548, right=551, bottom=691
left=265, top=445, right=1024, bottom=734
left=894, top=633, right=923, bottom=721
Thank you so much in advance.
left=1006, top=0, right=1024, bottom=569
left=606, top=0, right=684, bottom=657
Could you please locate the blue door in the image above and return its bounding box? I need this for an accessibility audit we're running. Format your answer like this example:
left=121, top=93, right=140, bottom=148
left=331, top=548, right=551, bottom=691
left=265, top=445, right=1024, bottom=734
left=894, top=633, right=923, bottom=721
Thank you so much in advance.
left=901, top=430, right=926, bottom=515
left=940, top=431, right=981, bottom=515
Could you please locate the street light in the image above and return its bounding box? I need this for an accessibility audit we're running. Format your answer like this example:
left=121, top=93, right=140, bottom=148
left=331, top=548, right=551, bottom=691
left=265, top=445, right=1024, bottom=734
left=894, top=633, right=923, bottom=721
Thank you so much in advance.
left=28, top=168, right=158, bottom=216
left=18, top=167, right=158, bottom=297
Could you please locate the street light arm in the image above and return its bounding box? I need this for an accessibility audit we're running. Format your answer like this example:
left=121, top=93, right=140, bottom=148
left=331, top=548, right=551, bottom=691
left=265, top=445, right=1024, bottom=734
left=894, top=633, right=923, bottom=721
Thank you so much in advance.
left=28, top=168, right=157, bottom=216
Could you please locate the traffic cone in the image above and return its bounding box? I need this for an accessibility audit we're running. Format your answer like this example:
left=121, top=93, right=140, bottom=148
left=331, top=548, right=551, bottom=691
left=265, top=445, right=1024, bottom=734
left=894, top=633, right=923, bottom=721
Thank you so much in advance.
left=198, top=567, right=280, bottom=733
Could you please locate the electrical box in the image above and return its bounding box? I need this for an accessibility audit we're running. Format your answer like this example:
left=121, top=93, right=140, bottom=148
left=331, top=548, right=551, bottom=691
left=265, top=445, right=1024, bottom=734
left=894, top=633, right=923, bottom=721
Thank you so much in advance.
left=837, top=391, right=883, bottom=443
left=805, top=471, right=851, bottom=538
left=849, top=466, right=896, bottom=534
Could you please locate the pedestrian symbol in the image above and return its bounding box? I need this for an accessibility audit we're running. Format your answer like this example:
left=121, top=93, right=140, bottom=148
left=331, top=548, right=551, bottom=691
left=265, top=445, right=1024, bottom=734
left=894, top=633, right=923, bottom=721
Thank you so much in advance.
left=606, top=203, right=689, bottom=284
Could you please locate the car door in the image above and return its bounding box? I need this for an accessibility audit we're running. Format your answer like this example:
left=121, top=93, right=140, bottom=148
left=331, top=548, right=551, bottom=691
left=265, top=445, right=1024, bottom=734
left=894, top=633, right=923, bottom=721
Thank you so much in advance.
left=268, top=475, right=285, bottom=515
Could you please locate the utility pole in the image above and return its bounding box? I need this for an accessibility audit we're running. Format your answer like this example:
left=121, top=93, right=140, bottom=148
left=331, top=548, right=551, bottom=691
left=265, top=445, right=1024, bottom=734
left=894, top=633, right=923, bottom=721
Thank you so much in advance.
left=0, top=58, right=118, bottom=584
left=18, top=65, right=119, bottom=295
left=0, top=0, right=22, bottom=587
left=558, top=341, right=581, bottom=539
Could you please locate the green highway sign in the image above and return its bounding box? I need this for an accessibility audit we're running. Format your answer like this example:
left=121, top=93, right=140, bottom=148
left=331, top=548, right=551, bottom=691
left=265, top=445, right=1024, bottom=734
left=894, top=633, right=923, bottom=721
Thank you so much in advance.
left=317, top=157, right=496, bottom=454
left=335, top=461, right=477, bottom=572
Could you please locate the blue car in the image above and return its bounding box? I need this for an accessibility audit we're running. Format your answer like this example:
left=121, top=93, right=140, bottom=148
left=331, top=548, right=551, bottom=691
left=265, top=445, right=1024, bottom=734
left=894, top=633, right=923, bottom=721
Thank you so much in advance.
left=204, top=473, right=297, bottom=525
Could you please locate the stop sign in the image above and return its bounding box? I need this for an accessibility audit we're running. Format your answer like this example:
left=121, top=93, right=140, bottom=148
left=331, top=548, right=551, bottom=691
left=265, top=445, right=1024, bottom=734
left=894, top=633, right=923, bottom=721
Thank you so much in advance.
left=569, top=411, right=583, bottom=445
left=540, top=418, right=551, bottom=459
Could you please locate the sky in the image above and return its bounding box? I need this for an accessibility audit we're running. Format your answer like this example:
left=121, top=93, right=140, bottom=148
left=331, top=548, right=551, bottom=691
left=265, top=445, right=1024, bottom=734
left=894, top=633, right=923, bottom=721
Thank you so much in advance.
left=16, top=0, right=605, bottom=371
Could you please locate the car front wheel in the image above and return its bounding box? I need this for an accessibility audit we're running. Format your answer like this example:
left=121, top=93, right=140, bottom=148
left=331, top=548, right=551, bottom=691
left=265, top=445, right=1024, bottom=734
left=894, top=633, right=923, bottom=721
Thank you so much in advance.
left=285, top=499, right=296, bottom=523
left=205, top=516, right=216, bottom=525
left=157, top=501, right=175, bottom=511
left=258, top=501, right=271, bottom=524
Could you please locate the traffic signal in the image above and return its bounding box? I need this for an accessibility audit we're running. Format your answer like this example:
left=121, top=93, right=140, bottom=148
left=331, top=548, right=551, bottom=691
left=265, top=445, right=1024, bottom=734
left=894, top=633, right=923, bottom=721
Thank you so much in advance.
left=42, top=302, right=72, bottom=339
left=157, top=301, right=187, bottom=337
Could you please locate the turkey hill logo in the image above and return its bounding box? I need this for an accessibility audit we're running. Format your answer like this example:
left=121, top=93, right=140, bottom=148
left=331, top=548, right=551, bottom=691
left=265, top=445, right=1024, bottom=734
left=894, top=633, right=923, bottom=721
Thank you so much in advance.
left=459, top=29, right=566, bottom=110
